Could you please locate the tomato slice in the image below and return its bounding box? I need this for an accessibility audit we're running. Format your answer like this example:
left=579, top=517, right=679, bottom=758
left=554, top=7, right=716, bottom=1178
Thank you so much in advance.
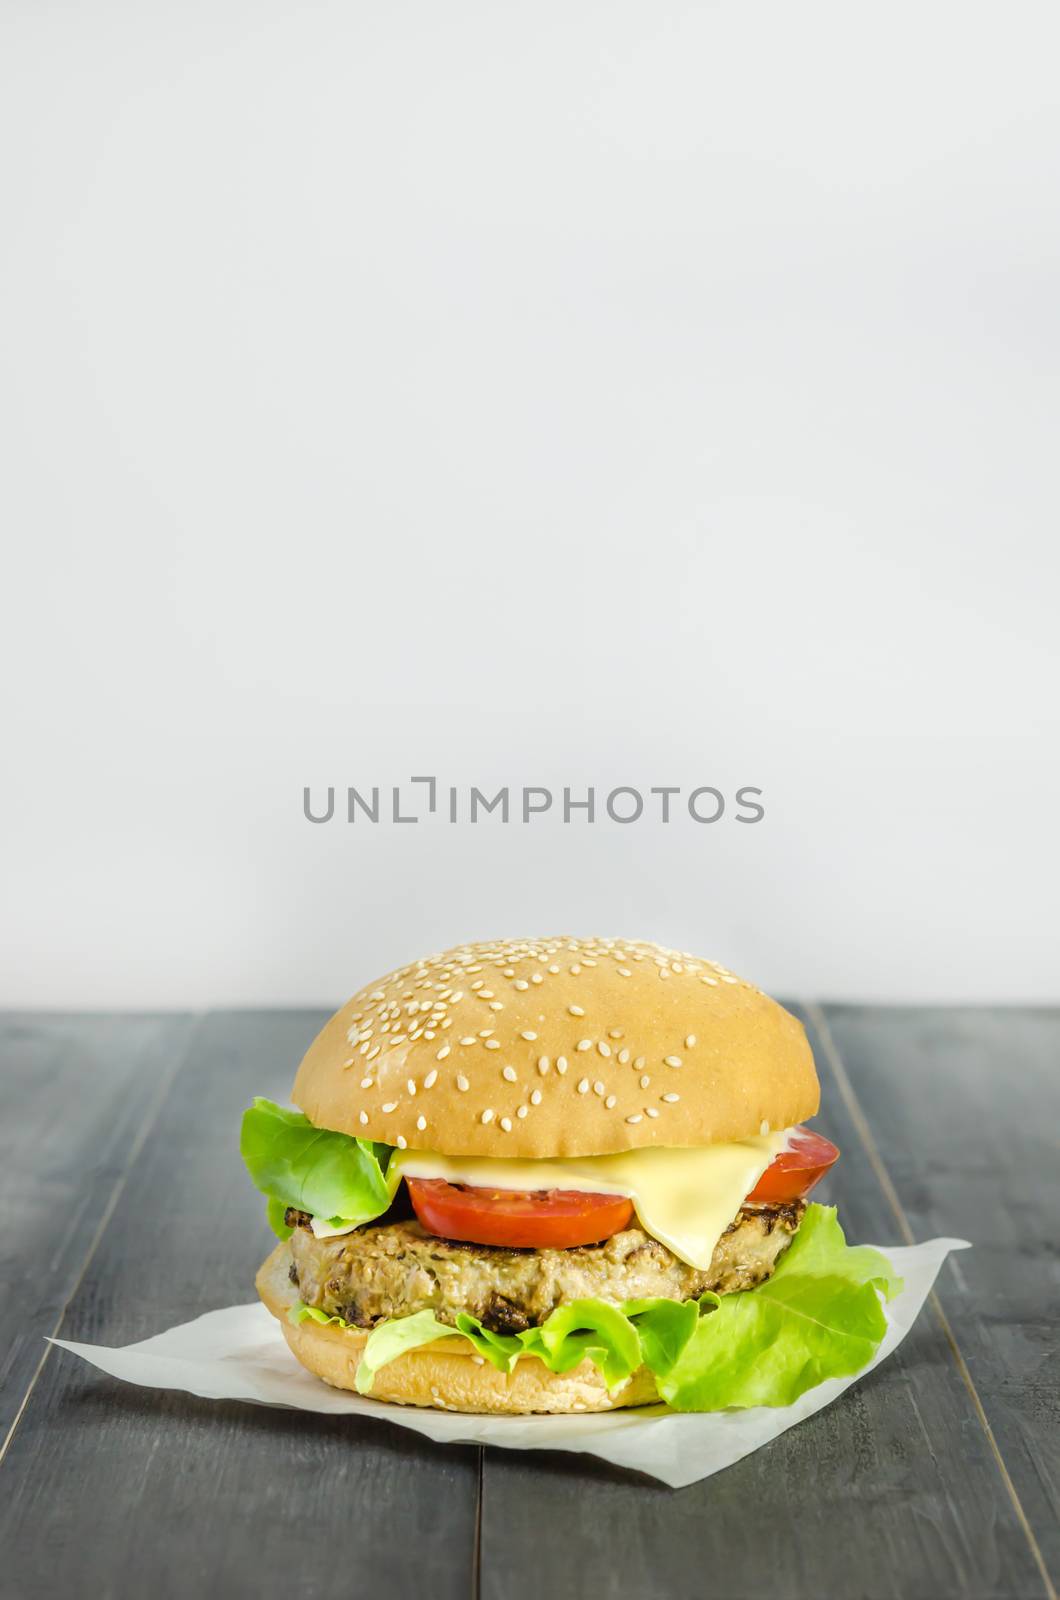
left=407, top=1178, right=634, bottom=1249
left=747, top=1126, right=840, bottom=1204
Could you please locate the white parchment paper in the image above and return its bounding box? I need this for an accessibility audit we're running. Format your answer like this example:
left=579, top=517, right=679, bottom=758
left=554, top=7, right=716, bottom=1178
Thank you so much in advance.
left=52, top=1236, right=967, bottom=1488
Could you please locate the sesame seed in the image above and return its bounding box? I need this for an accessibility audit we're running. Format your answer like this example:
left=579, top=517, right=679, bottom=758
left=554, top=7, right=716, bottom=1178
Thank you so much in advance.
left=662, top=1092, right=680, bottom=1103
left=634, top=1056, right=646, bottom=1069
left=360, top=1077, right=374, bottom=1089
left=502, top=1065, right=517, bottom=1082
left=521, top=1030, right=537, bottom=1041
left=531, top=974, right=543, bottom=984
left=481, top=1109, right=494, bottom=1124
left=568, top=1005, right=585, bottom=1017
left=626, top=1113, right=643, bottom=1125
left=416, top=1115, right=427, bottom=1132
left=484, top=1039, right=500, bottom=1051
left=556, top=1056, right=568, bottom=1075
left=617, top=1049, right=630, bottom=1065
left=381, top=1102, right=397, bottom=1113
left=577, top=1078, right=590, bottom=1094
left=722, top=975, right=738, bottom=985
left=760, top=1119, right=770, bottom=1135
left=608, top=1028, right=623, bottom=1039
left=500, top=1117, right=512, bottom=1132
left=593, top=1081, right=606, bottom=1096
left=423, top=1069, right=438, bottom=1089
left=367, top=1045, right=380, bottom=1060
left=664, top=1056, right=682, bottom=1068
left=646, top=1107, right=659, bottom=1118
left=605, top=1094, right=617, bottom=1109
left=618, top=967, right=632, bottom=977
left=576, top=1039, right=592, bottom=1052
left=397, top=1134, right=407, bottom=1149
left=460, top=1036, right=476, bottom=1046
left=359, top=1111, right=368, bottom=1125
left=514, top=979, right=529, bottom=990
left=640, top=1074, right=651, bottom=1088
left=456, top=1074, right=470, bottom=1092
left=489, top=1001, right=504, bottom=1011
left=537, top=1056, right=550, bottom=1075
left=685, top=1034, right=697, bottom=1048
left=530, top=1089, right=542, bottom=1105
left=517, top=1105, right=529, bottom=1118
left=597, top=1041, right=611, bottom=1058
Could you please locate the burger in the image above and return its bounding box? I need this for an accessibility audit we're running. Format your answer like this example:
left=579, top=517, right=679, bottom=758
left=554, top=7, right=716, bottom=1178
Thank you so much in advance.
left=242, top=937, right=899, bottom=1414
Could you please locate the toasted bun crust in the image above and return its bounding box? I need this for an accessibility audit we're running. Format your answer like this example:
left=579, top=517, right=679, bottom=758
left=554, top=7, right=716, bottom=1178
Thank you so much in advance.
left=257, top=1242, right=659, bottom=1414
left=292, top=937, right=818, bottom=1158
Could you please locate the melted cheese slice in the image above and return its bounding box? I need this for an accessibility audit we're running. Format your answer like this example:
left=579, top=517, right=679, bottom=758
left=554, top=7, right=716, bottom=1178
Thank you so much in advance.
left=377, top=1133, right=790, bottom=1269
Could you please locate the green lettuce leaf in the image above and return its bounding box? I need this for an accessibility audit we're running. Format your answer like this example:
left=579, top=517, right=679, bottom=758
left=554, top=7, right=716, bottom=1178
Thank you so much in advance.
left=452, top=1315, right=525, bottom=1373
left=657, top=1205, right=902, bottom=1411
left=240, top=1098, right=394, bottom=1230
left=288, top=1300, right=347, bottom=1329
left=353, top=1311, right=461, bottom=1394
left=518, top=1299, right=643, bottom=1388
left=288, top=1204, right=901, bottom=1411
left=770, top=1203, right=902, bottom=1296
left=266, top=1195, right=294, bottom=1241
left=622, top=1298, right=701, bottom=1378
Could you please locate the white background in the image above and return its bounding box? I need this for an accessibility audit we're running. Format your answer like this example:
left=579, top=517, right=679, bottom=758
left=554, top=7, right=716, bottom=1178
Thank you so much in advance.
left=2, top=1, right=1057, bottom=1008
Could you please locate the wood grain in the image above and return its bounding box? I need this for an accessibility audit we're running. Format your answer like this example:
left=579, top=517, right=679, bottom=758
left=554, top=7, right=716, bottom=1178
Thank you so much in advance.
left=0, top=1011, right=195, bottom=1441
left=477, top=1005, right=1053, bottom=1600
left=2, top=1006, right=1053, bottom=1600
left=0, top=1010, right=479, bottom=1600
left=811, top=1004, right=1059, bottom=1595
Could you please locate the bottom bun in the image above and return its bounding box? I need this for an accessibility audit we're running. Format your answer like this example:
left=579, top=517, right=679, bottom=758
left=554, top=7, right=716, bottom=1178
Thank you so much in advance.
left=256, top=1241, right=661, bottom=1415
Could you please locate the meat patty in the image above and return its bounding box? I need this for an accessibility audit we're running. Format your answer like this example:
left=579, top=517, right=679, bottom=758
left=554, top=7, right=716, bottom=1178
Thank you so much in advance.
left=286, top=1201, right=804, bottom=1334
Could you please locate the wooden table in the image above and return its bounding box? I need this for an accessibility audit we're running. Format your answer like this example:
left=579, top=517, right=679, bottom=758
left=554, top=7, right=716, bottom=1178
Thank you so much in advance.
left=1, top=1006, right=1056, bottom=1600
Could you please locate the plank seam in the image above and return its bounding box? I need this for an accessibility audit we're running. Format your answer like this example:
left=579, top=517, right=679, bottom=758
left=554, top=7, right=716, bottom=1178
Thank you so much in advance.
left=0, top=1012, right=204, bottom=1471
left=472, top=1447, right=483, bottom=1600
left=805, top=1001, right=1057, bottom=1600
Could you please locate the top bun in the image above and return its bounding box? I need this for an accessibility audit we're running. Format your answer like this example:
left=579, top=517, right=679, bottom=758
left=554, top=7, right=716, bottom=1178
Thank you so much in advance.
left=292, top=937, right=819, bottom=1159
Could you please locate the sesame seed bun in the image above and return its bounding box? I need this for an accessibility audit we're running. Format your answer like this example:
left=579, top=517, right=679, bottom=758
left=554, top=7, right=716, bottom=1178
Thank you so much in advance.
left=292, top=937, right=818, bottom=1158
left=256, top=1242, right=660, bottom=1414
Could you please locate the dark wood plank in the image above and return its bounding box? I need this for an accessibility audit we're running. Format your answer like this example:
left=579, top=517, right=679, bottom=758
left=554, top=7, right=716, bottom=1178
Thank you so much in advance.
left=813, top=1004, right=1059, bottom=1592
left=0, top=1011, right=195, bottom=1439
left=0, top=1010, right=479, bottom=1600
left=477, top=1003, right=1051, bottom=1600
